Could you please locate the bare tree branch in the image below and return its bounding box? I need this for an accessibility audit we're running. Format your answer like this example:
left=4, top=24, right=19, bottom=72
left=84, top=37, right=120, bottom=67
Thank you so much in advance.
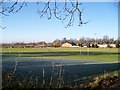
left=0, top=1, right=27, bottom=16
left=0, top=25, right=6, bottom=29
left=0, top=0, right=88, bottom=28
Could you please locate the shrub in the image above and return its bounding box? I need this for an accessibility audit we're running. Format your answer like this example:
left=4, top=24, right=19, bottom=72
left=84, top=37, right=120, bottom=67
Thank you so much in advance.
left=78, top=43, right=83, bottom=47
left=94, top=44, right=99, bottom=48
left=91, top=44, right=95, bottom=48
left=107, top=44, right=111, bottom=48
left=87, top=43, right=91, bottom=48
left=116, top=43, right=120, bottom=48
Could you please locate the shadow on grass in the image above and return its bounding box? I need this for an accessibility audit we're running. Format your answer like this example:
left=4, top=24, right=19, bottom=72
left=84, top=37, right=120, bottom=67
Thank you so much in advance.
left=2, top=58, right=120, bottom=89
left=2, top=51, right=120, bottom=57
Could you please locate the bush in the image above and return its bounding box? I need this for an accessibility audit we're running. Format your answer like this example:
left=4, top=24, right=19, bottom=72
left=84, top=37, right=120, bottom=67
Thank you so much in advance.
left=116, top=43, right=120, bottom=48
left=78, top=43, right=83, bottom=47
left=91, top=44, right=95, bottom=48
left=94, top=44, right=99, bottom=48
left=107, top=44, right=111, bottom=48
left=87, top=43, right=91, bottom=48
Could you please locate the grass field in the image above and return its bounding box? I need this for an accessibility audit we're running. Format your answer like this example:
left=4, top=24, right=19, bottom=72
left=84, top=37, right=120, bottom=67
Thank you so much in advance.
left=1, top=48, right=119, bottom=63
left=1, top=47, right=118, bottom=52
left=2, top=48, right=120, bottom=88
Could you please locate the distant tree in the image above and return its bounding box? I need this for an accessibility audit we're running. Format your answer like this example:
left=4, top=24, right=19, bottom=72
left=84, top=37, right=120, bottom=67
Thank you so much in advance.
left=90, top=38, right=95, bottom=44
left=79, top=37, right=85, bottom=44
left=68, top=38, right=78, bottom=45
left=77, top=41, right=82, bottom=47
left=38, top=41, right=47, bottom=48
left=78, top=43, right=83, bottom=47
left=116, top=43, right=120, bottom=48
left=86, top=37, right=91, bottom=43
left=87, top=43, right=91, bottom=48
left=109, top=38, right=114, bottom=44
left=94, top=44, right=99, bottom=48
left=75, top=40, right=80, bottom=46
left=61, top=37, right=67, bottom=43
left=103, top=35, right=109, bottom=44
left=107, top=44, right=111, bottom=48
left=96, top=39, right=103, bottom=44
left=91, top=44, right=95, bottom=48
left=52, top=40, right=62, bottom=47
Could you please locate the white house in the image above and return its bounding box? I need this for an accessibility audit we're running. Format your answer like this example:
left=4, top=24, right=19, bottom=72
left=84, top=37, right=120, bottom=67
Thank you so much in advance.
left=83, top=46, right=87, bottom=48
left=97, top=44, right=108, bottom=48
left=110, top=44, right=116, bottom=48
left=61, top=42, right=79, bottom=48
left=61, top=42, right=72, bottom=47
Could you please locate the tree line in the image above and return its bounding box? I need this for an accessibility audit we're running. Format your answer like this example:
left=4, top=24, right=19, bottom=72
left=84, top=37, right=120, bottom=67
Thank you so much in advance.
left=1, top=35, right=120, bottom=48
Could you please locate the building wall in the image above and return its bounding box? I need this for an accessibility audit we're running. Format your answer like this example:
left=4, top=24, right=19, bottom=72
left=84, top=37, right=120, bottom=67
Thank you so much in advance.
left=61, top=43, right=72, bottom=47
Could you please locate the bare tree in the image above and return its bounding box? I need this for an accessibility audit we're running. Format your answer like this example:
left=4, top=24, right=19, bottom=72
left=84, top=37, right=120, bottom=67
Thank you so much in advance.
left=0, top=0, right=89, bottom=29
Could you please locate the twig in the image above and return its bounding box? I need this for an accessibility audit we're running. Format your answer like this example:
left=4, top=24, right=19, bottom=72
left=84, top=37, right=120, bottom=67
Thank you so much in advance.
left=42, top=66, right=45, bottom=87
left=4, top=53, right=19, bottom=88
left=22, top=70, right=32, bottom=87
left=57, top=62, right=64, bottom=88
left=49, top=62, right=55, bottom=87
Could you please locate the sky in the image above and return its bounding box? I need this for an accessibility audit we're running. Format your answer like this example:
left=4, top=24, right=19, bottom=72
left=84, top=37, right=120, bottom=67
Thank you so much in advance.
left=1, top=2, right=118, bottom=43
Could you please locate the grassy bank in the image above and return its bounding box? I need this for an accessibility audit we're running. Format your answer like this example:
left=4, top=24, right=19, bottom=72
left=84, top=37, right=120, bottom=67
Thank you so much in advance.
left=79, top=70, right=120, bottom=88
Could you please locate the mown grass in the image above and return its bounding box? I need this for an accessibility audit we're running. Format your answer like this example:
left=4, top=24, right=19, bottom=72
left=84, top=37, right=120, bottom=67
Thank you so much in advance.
left=40, top=54, right=118, bottom=63
left=1, top=48, right=119, bottom=63
left=1, top=47, right=118, bottom=53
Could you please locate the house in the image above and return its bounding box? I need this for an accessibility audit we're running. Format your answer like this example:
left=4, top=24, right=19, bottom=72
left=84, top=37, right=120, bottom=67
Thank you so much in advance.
left=61, top=42, right=72, bottom=47
left=110, top=44, right=116, bottom=48
left=61, top=42, right=79, bottom=48
left=83, top=46, right=87, bottom=48
left=82, top=43, right=88, bottom=48
left=97, top=44, right=107, bottom=48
